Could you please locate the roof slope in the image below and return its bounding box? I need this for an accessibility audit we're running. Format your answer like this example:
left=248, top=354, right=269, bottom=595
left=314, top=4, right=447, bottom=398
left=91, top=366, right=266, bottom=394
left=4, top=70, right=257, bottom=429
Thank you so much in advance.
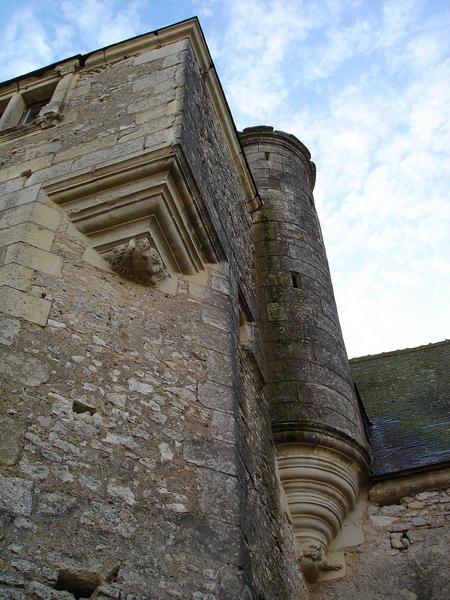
left=350, top=340, right=450, bottom=477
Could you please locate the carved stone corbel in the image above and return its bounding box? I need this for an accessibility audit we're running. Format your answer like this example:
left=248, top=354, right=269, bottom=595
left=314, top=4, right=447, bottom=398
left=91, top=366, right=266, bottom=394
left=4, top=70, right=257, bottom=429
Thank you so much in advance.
left=108, top=238, right=168, bottom=286
left=37, top=109, right=62, bottom=129
left=277, top=443, right=361, bottom=582
left=299, top=543, right=343, bottom=583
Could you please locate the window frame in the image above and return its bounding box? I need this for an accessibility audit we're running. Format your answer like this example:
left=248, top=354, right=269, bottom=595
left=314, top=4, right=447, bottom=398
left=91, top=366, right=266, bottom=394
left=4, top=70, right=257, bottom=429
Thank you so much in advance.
left=0, top=59, right=79, bottom=137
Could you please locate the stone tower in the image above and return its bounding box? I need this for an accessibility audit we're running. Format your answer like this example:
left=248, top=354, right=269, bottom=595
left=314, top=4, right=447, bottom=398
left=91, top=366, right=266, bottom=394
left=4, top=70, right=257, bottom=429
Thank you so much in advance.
left=241, top=126, right=371, bottom=580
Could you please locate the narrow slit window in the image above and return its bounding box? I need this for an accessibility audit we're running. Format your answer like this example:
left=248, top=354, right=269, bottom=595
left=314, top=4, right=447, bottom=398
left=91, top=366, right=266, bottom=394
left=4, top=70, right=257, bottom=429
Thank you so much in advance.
left=239, top=292, right=255, bottom=349
left=291, top=272, right=300, bottom=288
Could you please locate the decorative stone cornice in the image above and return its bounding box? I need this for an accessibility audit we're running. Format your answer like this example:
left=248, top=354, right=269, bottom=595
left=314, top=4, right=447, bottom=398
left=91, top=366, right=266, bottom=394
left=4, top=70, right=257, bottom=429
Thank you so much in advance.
left=277, top=443, right=362, bottom=582
left=44, top=145, right=224, bottom=277
left=0, top=19, right=260, bottom=214
left=273, top=422, right=371, bottom=472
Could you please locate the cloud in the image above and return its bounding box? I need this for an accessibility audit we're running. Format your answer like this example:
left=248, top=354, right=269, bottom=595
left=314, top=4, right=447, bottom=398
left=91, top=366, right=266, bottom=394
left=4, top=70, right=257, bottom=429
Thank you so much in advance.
left=198, top=0, right=450, bottom=356
left=0, top=0, right=147, bottom=80
left=60, top=0, right=147, bottom=49
left=1, top=8, right=54, bottom=78
left=197, top=0, right=332, bottom=119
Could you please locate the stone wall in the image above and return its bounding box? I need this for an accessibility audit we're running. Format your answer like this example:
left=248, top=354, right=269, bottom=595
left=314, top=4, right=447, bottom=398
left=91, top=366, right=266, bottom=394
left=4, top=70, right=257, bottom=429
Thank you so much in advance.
left=0, top=26, right=305, bottom=600
left=310, top=485, right=450, bottom=600
left=180, top=47, right=256, bottom=309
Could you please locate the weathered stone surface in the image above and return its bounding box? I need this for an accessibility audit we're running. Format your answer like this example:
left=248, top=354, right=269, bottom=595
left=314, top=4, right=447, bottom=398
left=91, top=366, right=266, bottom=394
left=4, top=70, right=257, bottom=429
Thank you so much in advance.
left=0, top=416, right=26, bottom=465
left=0, top=26, right=305, bottom=600
left=0, top=202, right=61, bottom=231
left=4, top=243, right=62, bottom=277
left=28, top=581, right=74, bottom=600
left=0, top=157, right=52, bottom=184
left=198, top=381, right=234, bottom=413
left=0, top=222, right=55, bottom=251
left=183, top=437, right=237, bottom=476
left=0, top=348, right=50, bottom=385
left=197, top=467, right=240, bottom=524
left=0, top=476, right=32, bottom=516
left=0, top=263, right=35, bottom=291
left=241, top=127, right=370, bottom=466
left=312, top=486, right=450, bottom=600
left=0, top=314, right=21, bottom=346
left=0, top=586, right=27, bottom=599
left=0, top=286, right=51, bottom=325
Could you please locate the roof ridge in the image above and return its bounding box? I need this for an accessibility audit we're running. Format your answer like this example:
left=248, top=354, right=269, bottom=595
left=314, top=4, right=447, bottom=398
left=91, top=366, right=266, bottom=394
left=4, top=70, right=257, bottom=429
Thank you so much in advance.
left=350, top=338, right=450, bottom=363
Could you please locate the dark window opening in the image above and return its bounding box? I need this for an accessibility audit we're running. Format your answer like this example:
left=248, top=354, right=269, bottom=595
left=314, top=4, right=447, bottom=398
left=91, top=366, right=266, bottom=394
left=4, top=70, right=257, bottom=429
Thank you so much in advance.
left=238, top=292, right=255, bottom=349
left=265, top=152, right=270, bottom=161
left=0, top=97, right=9, bottom=121
left=19, top=99, right=48, bottom=126
left=291, top=272, right=301, bottom=288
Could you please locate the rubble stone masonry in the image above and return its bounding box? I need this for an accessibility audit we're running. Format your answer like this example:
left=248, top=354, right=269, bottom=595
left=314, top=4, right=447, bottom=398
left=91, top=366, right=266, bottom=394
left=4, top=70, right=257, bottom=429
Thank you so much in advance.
left=311, top=486, right=450, bottom=600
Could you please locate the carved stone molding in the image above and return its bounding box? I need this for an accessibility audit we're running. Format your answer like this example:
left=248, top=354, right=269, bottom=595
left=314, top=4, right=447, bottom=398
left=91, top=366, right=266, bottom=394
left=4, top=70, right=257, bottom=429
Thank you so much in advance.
left=277, top=443, right=361, bottom=582
left=44, top=147, right=223, bottom=278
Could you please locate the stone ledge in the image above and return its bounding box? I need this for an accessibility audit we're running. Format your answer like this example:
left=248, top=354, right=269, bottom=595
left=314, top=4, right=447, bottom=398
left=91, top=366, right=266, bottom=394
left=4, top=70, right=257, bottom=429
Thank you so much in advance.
left=370, top=466, right=450, bottom=505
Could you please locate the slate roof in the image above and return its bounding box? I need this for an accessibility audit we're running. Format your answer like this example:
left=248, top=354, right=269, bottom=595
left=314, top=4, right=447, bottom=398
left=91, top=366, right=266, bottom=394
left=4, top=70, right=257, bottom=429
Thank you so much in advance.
left=350, top=340, right=450, bottom=477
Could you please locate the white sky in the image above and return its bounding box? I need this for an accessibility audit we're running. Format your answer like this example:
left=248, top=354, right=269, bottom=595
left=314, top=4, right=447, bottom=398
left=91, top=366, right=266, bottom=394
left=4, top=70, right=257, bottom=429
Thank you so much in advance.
left=1, top=0, right=449, bottom=357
